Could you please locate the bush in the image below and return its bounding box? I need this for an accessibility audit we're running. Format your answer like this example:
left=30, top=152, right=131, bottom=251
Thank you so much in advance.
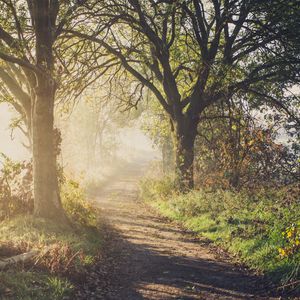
left=0, top=154, right=33, bottom=219
left=195, top=106, right=300, bottom=190
left=61, top=179, right=98, bottom=227
left=0, top=155, right=98, bottom=229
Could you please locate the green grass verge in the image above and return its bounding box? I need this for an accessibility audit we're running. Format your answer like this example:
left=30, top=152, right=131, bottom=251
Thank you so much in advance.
left=140, top=178, right=300, bottom=286
left=0, top=216, right=101, bottom=254
left=0, top=215, right=102, bottom=299
left=0, top=271, right=73, bottom=300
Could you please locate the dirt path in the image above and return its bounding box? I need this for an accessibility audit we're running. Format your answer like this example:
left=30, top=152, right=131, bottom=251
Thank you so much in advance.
left=79, top=162, right=280, bottom=300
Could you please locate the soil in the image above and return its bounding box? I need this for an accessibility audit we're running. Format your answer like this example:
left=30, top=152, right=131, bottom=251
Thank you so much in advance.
left=75, top=161, right=291, bottom=300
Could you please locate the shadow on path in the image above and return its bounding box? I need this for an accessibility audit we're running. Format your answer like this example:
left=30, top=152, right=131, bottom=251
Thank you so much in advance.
left=79, top=162, right=281, bottom=300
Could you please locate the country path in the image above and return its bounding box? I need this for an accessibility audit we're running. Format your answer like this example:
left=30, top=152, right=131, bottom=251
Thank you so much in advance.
left=77, top=161, right=280, bottom=300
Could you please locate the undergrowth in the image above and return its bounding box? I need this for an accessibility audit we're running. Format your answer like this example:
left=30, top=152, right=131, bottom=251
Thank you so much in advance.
left=0, top=176, right=102, bottom=299
left=140, top=177, right=300, bottom=291
left=0, top=272, right=73, bottom=300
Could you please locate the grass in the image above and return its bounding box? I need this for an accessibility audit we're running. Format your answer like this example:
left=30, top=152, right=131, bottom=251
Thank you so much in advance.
left=0, top=180, right=101, bottom=300
left=0, top=213, right=102, bottom=299
left=0, top=215, right=101, bottom=254
left=0, top=271, right=73, bottom=300
left=140, top=177, right=300, bottom=287
left=0, top=160, right=104, bottom=299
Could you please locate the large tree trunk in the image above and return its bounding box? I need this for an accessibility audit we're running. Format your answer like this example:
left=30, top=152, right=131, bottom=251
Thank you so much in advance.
left=30, top=0, right=66, bottom=220
left=173, top=117, right=198, bottom=191
left=32, top=83, right=65, bottom=220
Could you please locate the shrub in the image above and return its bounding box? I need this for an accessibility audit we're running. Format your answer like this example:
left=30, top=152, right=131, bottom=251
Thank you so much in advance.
left=61, top=179, right=98, bottom=227
left=195, top=106, right=300, bottom=190
left=140, top=176, right=177, bottom=201
left=0, top=154, right=33, bottom=219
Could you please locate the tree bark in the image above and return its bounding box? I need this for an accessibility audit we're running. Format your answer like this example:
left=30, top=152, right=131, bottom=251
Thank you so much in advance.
left=32, top=82, right=65, bottom=220
left=229, top=167, right=241, bottom=189
left=31, top=0, right=66, bottom=221
left=173, top=117, right=198, bottom=191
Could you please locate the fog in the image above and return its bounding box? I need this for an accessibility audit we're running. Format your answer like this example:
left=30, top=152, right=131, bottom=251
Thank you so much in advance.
left=0, top=100, right=160, bottom=177
left=0, top=103, right=29, bottom=162
left=57, top=98, right=160, bottom=182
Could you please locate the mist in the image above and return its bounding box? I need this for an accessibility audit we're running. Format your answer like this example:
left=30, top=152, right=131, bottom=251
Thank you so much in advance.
left=0, top=103, right=29, bottom=163
left=0, top=98, right=160, bottom=177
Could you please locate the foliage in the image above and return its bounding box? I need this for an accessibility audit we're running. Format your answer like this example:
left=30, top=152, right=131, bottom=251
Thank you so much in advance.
left=61, top=178, right=98, bottom=227
left=60, top=97, right=119, bottom=171
left=279, top=223, right=300, bottom=258
left=195, top=102, right=300, bottom=189
left=72, top=0, right=300, bottom=189
left=141, top=100, right=174, bottom=174
left=0, top=156, right=101, bottom=297
left=140, top=176, right=177, bottom=200
left=141, top=178, right=300, bottom=287
left=141, top=101, right=170, bottom=149
left=0, top=154, right=33, bottom=219
left=0, top=155, right=99, bottom=230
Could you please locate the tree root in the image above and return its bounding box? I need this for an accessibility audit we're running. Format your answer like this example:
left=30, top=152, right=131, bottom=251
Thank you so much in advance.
left=0, top=250, right=39, bottom=269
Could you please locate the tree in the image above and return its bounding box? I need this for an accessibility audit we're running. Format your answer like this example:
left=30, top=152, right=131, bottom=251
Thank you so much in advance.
left=0, top=63, right=32, bottom=149
left=141, top=101, right=174, bottom=174
left=70, top=0, right=300, bottom=190
left=195, top=98, right=300, bottom=189
left=59, top=89, right=128, bottom=173
left=0, top=0, right=87, bottom=220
